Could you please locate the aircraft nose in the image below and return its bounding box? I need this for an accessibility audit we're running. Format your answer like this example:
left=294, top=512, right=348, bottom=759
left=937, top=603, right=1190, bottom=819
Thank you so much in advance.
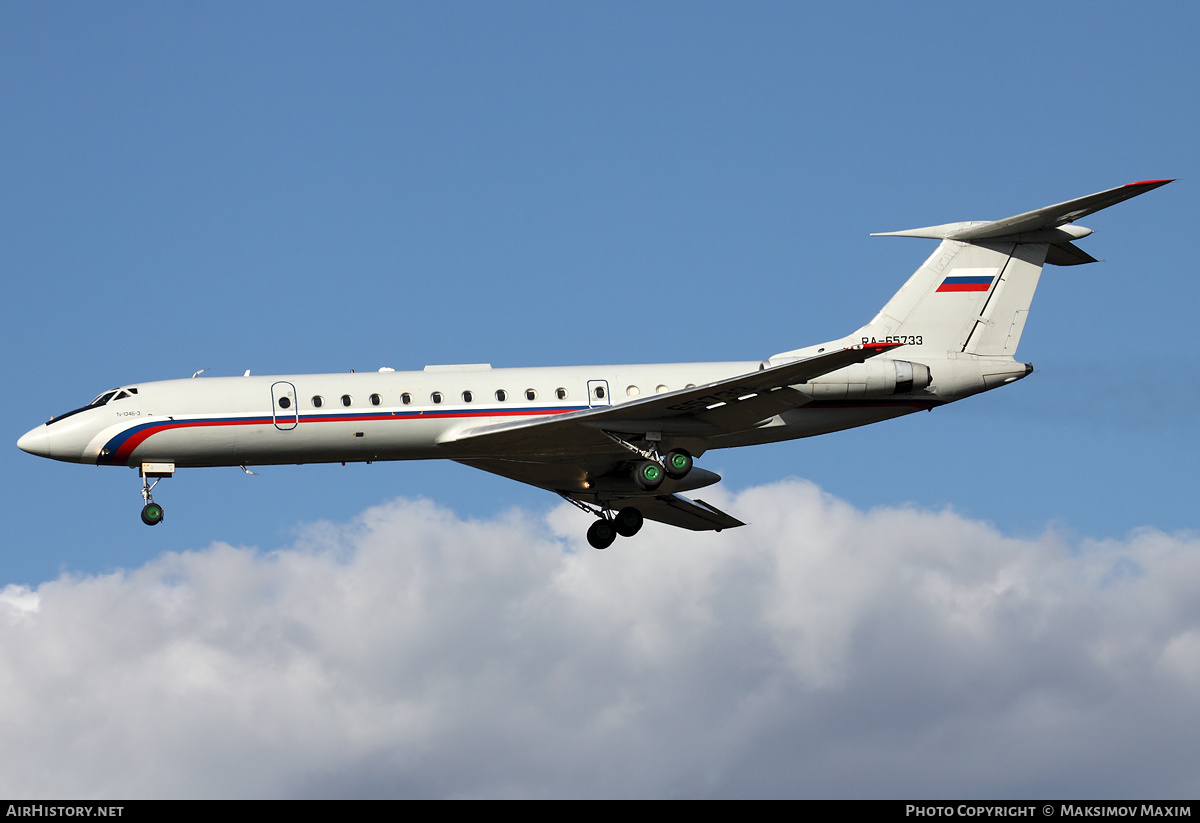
left=17, top=427, right=51, bottom=458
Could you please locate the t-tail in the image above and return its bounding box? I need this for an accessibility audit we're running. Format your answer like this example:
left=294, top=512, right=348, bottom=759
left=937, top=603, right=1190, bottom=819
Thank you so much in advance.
left=851, top=179, right=1172, bottom=357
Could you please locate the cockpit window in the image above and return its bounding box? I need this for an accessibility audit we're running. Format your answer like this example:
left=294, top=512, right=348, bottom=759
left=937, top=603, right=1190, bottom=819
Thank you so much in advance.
left=47, top=387, right=124, bottom=425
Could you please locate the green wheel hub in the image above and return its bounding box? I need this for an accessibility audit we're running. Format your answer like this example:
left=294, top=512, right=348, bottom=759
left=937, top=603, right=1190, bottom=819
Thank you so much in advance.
left=141, top=503, right=164, bottom=526
left=663, top=448, right=693, bottom=479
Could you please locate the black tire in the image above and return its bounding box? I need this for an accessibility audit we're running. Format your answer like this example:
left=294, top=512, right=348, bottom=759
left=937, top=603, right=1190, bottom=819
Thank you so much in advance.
left=633, top=460, right=664, bottom=491
left=587, top=519, right=616, bottom=550
left=140, top=503, right=164, bottom=526
left=663, top=448, right=693, bottom=480
left=613, top=507, right=644, bottom=538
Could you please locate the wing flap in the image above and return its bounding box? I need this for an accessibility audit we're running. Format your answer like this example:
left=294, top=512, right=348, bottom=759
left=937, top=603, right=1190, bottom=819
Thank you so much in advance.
left=629, top=494, right=746, bottom=531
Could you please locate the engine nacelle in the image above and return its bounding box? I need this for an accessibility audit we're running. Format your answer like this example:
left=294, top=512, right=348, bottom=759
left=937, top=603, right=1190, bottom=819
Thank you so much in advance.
left=798, top=359, right=932, bottom=400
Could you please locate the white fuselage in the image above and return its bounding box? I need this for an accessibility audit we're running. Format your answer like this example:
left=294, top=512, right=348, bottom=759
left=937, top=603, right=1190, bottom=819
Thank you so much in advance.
left=17, top=353, right=1025, bottom=470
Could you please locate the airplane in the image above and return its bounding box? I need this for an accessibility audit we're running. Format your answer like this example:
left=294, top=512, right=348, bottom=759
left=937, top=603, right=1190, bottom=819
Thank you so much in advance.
left=17, top=180, right=1171, bottom=549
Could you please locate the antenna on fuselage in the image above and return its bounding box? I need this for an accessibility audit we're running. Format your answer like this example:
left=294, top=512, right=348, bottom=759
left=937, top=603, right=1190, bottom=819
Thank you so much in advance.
left=191, top=368, right=209, bottom=379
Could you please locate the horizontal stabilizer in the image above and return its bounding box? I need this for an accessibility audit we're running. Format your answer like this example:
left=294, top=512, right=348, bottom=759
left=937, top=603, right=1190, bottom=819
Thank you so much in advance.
left=872, top=179, right=1172, bottom=245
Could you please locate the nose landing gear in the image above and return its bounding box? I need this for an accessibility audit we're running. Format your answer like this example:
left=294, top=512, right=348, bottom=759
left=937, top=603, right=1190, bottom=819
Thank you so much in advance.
left=139, top=462, right=174, bottom=526
left=141, top=502, right=164, bottom=526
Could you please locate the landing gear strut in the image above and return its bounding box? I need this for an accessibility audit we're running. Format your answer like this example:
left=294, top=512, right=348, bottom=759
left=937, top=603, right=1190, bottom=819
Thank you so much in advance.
left=139, top=462, right=174, bottom=526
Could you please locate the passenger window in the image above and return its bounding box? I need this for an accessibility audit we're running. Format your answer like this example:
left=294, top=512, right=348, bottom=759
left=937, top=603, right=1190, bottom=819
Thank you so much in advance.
left=432, top=392, right=443, bottom=404
left=626, top=386, right=640, bottom=397
left=594, top=386, right=606, bottom=399
left=312, top=396, right=324, bottom=408
left=341, top=395, right=352, bottom=407
left=370, top=394, right=381, bottom=406
left=279, top=396, right=292, bottom=409
left=462, top=391, right=473, bottom=402
left=555, top=388, right=568, bottom=400
left=401, top=393, right=412, bottom=405
left=656, top=384, right=668, bottom=394
left=495, top=389, right=507, bottom=402
left=525, top=389, right=537, bottom=401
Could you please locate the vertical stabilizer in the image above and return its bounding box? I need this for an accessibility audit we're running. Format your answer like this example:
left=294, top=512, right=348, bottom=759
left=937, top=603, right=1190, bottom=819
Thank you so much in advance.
left=850, top=180, right=1172, bottom=357
left=853, top=238, right=1048, bottom=356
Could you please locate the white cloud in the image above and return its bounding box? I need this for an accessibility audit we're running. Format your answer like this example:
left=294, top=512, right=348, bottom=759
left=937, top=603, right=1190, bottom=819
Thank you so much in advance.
left=2, top=482, right=1198, bottom=798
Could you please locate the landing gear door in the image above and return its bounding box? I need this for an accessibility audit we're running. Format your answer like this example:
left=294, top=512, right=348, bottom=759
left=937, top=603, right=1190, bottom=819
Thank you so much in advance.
left=587, top=380, right=611, bottom=408
left=271, top=381, right=298, bottom=430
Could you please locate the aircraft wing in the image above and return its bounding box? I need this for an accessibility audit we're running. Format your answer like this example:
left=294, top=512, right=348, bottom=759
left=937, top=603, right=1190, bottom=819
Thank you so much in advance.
left=455, top=455, right=746, bottom=531
left=442, top=342, right=899, bottom=532
left=440, top=342, right=901, bottom=457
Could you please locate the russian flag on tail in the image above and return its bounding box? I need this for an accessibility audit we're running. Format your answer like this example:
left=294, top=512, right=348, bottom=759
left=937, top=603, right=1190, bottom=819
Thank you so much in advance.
left=937, top=275, right=993, bottom=293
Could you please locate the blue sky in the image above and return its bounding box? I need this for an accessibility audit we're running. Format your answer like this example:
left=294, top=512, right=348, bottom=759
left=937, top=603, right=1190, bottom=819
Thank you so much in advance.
left=1, top=2, right=1198, bottom=798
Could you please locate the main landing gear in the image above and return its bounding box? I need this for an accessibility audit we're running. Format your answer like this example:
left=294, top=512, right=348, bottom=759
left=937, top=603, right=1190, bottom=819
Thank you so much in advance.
left=562, top=496, right=648, bottom=550
left=138, top=462, right=174, bottom=526
left=631, top=447, right=692, bottom=490
left=584, top=506, right=645, bottom=550
left=563, top=441, right=696, bottom=549
left=599, top=430, right=694, bottom=494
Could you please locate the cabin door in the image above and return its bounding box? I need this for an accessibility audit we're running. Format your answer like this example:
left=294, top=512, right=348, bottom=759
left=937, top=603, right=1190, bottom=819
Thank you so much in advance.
left=271, top=381, right=299, bottom=430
